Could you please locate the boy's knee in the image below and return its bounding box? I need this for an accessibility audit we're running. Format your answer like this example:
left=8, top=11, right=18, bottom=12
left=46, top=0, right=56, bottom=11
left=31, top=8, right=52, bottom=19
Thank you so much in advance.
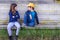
left=29, top=23, right=35, bottom=27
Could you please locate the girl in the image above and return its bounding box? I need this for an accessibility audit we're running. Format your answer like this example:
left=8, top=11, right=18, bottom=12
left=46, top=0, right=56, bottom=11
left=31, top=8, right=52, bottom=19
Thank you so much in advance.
left=24, top=3, right=39, bottom=27
left=7, top=3, right=20, bottom=40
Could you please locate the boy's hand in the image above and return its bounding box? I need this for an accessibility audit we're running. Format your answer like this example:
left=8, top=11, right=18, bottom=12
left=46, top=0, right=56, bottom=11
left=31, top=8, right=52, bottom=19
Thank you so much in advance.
left=22, top=23, right=26, bottom=27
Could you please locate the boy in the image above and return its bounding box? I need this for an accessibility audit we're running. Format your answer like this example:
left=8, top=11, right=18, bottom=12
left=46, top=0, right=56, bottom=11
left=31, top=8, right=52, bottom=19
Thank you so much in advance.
left=24, top=3, right=39, bottom=27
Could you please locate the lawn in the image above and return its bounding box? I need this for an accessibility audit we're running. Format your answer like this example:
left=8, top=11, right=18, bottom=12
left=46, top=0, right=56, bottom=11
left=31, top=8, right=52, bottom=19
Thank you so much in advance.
left=0, top=28, right=60, bottom=40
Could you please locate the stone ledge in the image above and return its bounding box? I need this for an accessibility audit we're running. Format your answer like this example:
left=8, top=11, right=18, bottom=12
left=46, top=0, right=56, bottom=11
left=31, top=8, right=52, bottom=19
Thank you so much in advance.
left=0, top=24, right=60, bottom=29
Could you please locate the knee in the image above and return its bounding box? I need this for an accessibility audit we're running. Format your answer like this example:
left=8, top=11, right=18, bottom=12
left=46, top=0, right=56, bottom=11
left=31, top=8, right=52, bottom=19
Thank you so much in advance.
left=7, top=26, right=11, bottom=30
left=7, top=26, right=9, bottom=30
left=17, top=25, right=20, bottom=29
left=29, top=23, right=35, bottom=27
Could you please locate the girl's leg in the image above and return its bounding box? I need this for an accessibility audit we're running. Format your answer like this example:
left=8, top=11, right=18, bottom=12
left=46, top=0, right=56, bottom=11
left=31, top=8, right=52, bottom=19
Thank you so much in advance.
left=7, top=22, right=14, bottom=36
left=7, top=22, right=14, bottom=40
left=14, top=22, right=20, bottom=36
left=14, top=22, right=20, bottom=40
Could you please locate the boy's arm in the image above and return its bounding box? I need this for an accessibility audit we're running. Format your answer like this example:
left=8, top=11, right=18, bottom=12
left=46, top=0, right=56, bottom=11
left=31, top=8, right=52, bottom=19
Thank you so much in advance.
left=35, top=11, right=39, bottom=24
left=24, top=12, right=27, bottom=24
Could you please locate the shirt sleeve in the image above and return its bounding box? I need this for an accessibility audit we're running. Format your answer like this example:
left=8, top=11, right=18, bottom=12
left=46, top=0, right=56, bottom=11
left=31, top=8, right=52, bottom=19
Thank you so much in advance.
left=17, top=11, right=20, bottom=19
left=9, top=11, right=12, bottom=19
left=9, top=11, right=13, bottom=21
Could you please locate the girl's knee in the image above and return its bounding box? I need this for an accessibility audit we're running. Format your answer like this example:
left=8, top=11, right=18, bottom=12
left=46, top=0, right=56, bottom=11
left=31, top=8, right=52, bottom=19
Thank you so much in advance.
left=17, top=26, right=20, bottom=29
left=7, top=26, right=11, bottom=30
left=7, top=25, right=12, bottom=30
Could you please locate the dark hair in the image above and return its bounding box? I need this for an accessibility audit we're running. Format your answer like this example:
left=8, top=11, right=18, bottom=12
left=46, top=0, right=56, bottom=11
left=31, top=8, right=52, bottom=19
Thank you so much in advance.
left=28, top=6, right=34, bottom=10
left=11, top=3, right=17, bottom=7
left=10, top=3, right=17, bottom=11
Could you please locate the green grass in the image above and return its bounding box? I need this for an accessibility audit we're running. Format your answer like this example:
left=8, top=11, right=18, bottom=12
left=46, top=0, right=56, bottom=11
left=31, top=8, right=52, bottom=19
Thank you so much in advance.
left=0, top=28, right=60, bottom=40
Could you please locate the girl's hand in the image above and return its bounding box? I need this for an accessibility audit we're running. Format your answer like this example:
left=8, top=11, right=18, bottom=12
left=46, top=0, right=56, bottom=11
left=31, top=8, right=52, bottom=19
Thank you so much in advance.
left=17, top=19, right=20, bottom=23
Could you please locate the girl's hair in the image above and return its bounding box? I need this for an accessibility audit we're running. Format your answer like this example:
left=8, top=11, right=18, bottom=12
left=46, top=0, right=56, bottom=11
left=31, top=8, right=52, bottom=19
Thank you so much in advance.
left=10, top=3, right=17, bottom=11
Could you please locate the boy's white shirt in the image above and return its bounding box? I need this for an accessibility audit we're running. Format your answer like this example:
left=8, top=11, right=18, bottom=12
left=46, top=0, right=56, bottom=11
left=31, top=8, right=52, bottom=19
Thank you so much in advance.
left=29, top=10, right=34, bottom=20
left=29, top=14, right=32, bottom=19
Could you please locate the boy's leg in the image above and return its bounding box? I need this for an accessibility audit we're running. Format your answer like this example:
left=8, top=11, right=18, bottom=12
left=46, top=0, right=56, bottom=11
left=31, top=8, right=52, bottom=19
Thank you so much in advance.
left=14, top=22, right=20, bottom=40
left=28, top=23, right=35, bottom=27
left=7, top=22, right=14, bottom=40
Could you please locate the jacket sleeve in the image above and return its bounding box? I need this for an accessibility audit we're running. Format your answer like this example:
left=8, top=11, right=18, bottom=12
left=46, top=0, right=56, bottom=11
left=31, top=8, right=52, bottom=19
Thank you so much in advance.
left=24, top=12, right=28, bottom=24
left=9, top=12, right=13, bottom=20
left=17, top=11, right=20, bottom=19
left=9, top=12, right=12, bottom=18
left=35, top=11, right=39, bottom=24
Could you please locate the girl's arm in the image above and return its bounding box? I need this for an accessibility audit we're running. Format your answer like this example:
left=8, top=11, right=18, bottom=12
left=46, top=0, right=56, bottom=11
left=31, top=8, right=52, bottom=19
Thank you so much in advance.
left=17, top=11, right=20, bottom=22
